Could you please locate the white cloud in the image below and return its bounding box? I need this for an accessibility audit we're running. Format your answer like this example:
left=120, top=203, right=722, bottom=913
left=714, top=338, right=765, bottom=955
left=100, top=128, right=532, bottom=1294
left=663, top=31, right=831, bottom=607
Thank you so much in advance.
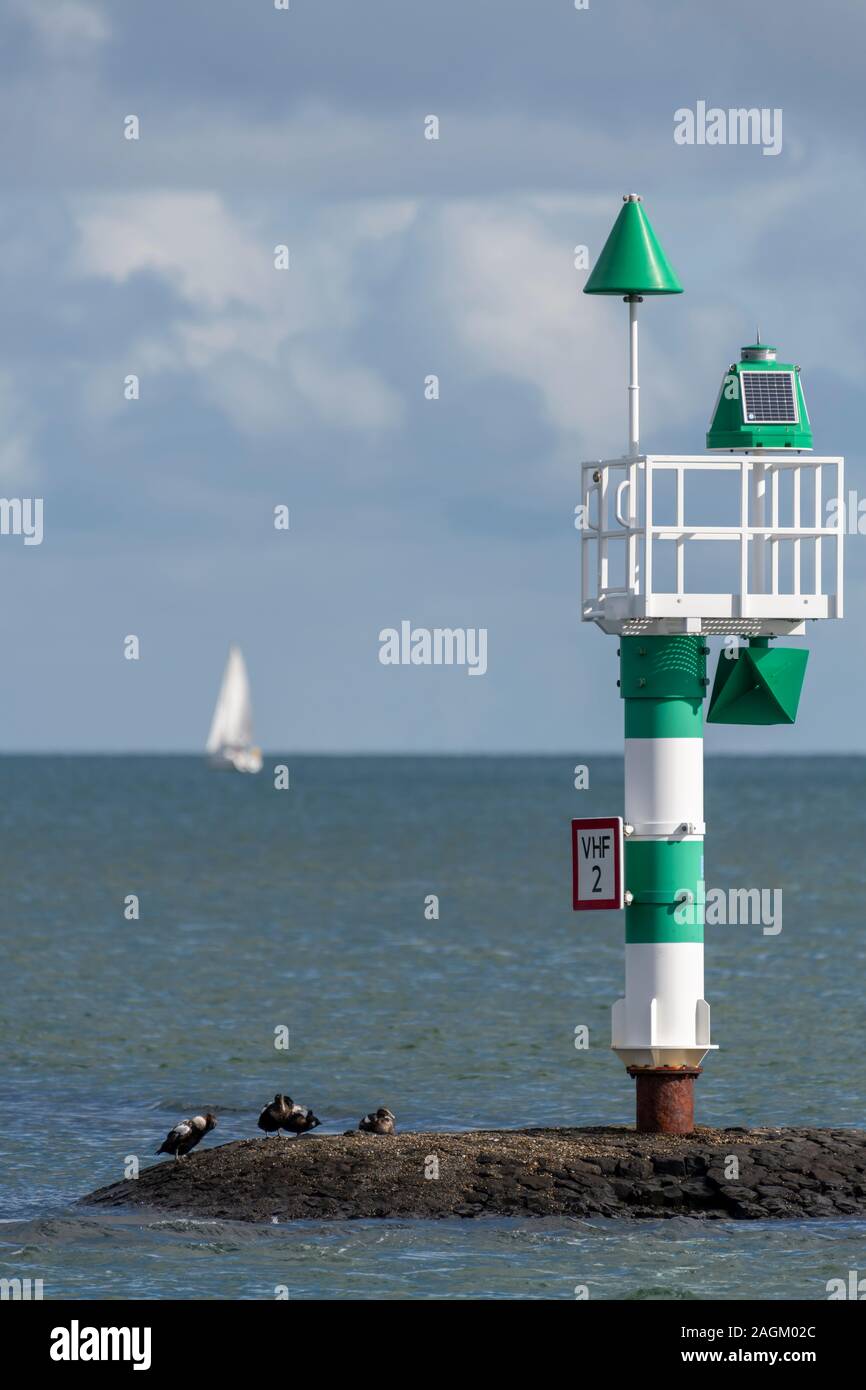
left=434, top=199, right=700, bottom=461
left=73, top=192, right=413, bottom=436
left=0, top=372, right=36, bottom=486
left=69, top=180, right=864, bottom=465
left=75, top=194, right=274, bottom=313
left=13, top=0, right=109, bottom=53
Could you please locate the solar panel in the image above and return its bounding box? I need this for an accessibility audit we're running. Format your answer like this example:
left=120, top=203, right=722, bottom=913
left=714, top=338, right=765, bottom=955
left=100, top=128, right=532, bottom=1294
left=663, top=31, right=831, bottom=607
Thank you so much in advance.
left=741, top=371, right=797, bottom=424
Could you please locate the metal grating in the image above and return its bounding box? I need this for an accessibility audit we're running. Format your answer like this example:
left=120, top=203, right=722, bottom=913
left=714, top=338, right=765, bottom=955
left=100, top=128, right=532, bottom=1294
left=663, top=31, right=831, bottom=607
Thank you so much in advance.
left=741, top=371, right=797, bottom=424
left=619, top=619, right=805, bottom=636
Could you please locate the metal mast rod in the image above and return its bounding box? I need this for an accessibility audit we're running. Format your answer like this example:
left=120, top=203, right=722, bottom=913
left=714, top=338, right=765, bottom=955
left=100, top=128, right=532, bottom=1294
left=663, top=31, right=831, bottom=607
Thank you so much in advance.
left=628, top=295, right=640, bottom=457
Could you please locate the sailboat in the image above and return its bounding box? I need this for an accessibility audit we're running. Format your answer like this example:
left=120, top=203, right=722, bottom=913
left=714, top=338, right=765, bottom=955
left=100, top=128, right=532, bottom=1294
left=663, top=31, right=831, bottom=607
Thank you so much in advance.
left=206, top=645, right=263, bottom=773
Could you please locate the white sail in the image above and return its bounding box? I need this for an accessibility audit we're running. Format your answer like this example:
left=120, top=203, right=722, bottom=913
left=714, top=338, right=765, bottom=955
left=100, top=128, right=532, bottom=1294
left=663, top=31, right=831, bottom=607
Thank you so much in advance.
left=206, top=646, right=261, bottom=772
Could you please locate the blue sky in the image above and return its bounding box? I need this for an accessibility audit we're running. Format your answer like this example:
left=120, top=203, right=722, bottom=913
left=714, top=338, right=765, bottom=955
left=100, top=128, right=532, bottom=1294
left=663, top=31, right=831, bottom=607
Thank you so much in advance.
left=0, top=0, right=863, bottom=752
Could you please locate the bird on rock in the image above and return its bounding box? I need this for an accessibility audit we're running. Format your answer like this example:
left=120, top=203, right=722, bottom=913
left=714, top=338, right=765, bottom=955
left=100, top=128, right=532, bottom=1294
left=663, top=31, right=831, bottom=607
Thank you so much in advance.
left=258, top=1094, right=291, bottom=1137
left=156, top=1113, right=217, bottom=1160
left=281, top=1097, right=321, bottom=1137
left=359, top=1107, right=396, bottom=1135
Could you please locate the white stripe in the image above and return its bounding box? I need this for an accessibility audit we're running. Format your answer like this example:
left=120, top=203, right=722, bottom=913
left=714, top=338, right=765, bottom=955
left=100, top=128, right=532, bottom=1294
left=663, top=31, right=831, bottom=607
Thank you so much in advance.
left=611, top=942, right=713, bottom=1067
left=624, top=736, right=704, bottom=836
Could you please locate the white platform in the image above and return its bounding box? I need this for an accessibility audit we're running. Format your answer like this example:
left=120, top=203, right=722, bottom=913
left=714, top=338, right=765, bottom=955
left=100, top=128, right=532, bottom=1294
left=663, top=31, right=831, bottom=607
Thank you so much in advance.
left=581, top=454, right=844, bottom=636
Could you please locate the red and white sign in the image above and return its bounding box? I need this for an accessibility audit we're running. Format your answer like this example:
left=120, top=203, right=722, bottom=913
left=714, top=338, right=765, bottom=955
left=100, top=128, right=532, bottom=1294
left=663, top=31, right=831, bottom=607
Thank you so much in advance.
left=571, top=816, right=624, bottom=910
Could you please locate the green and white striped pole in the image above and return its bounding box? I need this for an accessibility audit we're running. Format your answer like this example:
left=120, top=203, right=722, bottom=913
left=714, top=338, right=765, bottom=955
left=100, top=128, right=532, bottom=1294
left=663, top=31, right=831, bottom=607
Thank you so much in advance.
left=612, top=635, right=715, bottom=1133
left=584, top=196, right=717, bottom=1131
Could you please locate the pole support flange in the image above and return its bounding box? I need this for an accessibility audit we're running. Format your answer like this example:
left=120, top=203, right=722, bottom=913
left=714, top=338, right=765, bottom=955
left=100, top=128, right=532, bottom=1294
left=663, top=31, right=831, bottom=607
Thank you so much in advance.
left=626, top=1065, right=703, bottom=1135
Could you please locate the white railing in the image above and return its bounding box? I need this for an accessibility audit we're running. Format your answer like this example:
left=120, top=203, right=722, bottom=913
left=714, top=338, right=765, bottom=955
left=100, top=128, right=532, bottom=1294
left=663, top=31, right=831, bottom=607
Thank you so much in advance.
left=581, top=454, right=844, bottom=632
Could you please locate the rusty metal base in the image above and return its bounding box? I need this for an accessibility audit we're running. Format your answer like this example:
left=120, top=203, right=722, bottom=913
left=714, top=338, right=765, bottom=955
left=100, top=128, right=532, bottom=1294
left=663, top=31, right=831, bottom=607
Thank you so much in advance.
left=627, top=1065, right=702, bottom=1135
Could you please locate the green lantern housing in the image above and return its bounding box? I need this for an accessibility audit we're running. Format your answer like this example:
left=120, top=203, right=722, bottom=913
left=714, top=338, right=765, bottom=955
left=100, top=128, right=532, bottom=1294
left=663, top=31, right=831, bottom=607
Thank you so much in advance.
left=707, top=342, right=812, bottom=451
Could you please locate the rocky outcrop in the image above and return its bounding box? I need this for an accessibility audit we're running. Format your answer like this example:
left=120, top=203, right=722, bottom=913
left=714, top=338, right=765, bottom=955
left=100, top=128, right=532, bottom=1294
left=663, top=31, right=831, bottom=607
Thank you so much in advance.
left=82, top=1126, right=866, bottom=1223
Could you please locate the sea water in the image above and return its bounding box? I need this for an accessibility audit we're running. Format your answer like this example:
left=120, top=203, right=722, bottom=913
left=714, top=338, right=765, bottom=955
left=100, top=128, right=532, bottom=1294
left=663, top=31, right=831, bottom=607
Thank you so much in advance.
left=0, top=755, right=863, bottom=1299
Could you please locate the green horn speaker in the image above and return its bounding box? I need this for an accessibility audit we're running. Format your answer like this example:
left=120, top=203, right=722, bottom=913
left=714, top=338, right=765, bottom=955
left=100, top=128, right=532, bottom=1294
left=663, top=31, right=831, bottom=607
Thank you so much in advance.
left=707, top=639, right=808, bottom=726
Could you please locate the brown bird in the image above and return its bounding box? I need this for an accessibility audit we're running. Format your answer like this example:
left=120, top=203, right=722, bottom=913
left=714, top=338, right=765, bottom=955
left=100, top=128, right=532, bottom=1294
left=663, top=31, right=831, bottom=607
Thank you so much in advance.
left=258, top=1094, right=291, bottom=1137
left=359, top=1107, right=396, bottom=1135
left=156, top=1113, right=217, bottom=1160
left=281, top=1098, right=321, bottom=1137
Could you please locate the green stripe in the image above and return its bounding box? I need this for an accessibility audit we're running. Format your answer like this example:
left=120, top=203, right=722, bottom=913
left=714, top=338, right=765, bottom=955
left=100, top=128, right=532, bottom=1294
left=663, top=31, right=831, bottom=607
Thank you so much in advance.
left=619, top=635, right=707, bottom=700
left=626, top=901, right=704, bottom=944
left=624, top=698, right=703, bottom=738
left=626, top=839, right=704, bottom=902
left=619, top=636, right=707, bottom=943
left=626, top=843, right=704, bottom=944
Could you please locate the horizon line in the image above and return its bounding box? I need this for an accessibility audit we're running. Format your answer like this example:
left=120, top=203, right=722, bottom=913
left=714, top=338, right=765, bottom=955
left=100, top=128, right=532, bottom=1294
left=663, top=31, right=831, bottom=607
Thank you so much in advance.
left=0, top=749, right=862, bottom=759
